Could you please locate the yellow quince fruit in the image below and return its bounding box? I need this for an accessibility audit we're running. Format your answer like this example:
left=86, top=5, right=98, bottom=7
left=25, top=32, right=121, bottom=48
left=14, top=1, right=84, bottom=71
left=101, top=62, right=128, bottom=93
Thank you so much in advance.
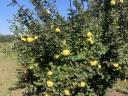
left=47, top=71, right=53, bottom=76
left=80, top=81, right=87, bottom=88
left=21, top=37, right=26, bottom=42
left=86, top=32, right=93, bottom=37
left=90, top=60, right=98, bottom=66
left=27, top=37, right=34, bottom=43
left=44, top=93, right=50, bottom=96
left=46, top=80, right=54, bottom=87
left=90, top=40, right=94, bottom=44
left=87, top=37, right=94, bottom=44
left=64, top=89, right=70, bottom=96
left=98, top=64, right=101, bottom=69
left=62, top=49, right=70, bottom=56
left=113, top=63, right=119, bottom=68
left=34, top=36, right=38, bottom=39
left=111, top=0, right=116, bottom=5
left=55, top=27, right=61, bottom=33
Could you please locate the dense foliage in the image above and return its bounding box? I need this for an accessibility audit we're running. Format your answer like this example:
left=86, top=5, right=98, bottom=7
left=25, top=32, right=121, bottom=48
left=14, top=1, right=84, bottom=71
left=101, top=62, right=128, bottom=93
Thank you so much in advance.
left=11, top=0, right=128, bottom=96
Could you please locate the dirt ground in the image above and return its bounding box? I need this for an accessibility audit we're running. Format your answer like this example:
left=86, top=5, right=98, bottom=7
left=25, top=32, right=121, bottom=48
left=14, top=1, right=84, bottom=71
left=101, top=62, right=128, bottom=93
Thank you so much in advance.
left=0, top=52, right=23, bottom=96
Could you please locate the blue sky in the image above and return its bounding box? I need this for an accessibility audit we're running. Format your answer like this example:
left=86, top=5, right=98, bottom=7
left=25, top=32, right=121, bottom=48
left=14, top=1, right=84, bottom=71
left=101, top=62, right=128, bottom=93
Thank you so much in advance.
left=0, top=0, right=87, bottom=35
left=0, top=0, right=70, bottom=35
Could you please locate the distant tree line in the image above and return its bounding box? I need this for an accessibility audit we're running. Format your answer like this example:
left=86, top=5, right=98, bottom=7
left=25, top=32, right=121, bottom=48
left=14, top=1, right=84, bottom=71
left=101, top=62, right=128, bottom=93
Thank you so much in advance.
left=0, top=35, right=15, bottom=42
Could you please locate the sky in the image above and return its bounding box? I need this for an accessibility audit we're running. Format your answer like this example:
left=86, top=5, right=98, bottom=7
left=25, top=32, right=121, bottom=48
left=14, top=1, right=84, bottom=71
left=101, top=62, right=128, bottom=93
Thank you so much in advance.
left=0, top=0, right=88, bottom=35
left=0, top=0, right=70, bottom=35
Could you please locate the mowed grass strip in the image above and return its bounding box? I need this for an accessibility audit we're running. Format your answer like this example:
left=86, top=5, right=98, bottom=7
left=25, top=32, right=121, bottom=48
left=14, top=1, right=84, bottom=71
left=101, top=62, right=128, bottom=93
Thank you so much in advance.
left=0, top=42, right=22, bottom=96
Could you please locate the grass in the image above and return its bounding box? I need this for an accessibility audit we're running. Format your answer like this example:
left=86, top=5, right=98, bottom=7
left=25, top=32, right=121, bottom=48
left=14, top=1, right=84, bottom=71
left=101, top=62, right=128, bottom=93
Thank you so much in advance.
left=105, top=80, right=128, bottom=96
left=0, top=42, right=128, bottom=96
left=0, top=42, right=22, bottom=96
